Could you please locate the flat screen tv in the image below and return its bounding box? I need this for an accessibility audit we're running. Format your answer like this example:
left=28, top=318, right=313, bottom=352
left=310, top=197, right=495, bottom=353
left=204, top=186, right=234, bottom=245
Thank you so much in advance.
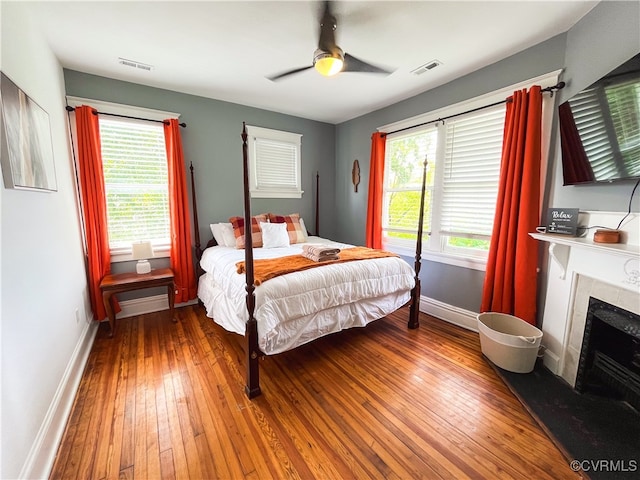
left=559, top=52, right=640, bottom=185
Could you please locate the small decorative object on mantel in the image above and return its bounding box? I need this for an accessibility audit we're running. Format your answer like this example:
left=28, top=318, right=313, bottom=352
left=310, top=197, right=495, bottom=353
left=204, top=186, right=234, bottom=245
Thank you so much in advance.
left=352, top=159, right=360, bottom=192
left=593, top=229, right=621, bottom=244
left=546, top=208, right=579, bottom=235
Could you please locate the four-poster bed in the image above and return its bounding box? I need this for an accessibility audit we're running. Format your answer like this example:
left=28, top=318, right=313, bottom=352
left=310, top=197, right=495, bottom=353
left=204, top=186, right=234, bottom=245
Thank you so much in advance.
left=192, top=123, right=427, bottom=398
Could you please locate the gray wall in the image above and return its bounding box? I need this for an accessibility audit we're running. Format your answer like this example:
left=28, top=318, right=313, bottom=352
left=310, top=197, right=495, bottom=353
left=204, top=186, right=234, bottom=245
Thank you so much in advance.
left=550, top=0, right=640, bottom=210
left=334, top=0, right=640, bottom=314
left=64, top=71, right=336, bottom=296
left=64, top=70, right=336, bottom=241
left=64, top=1, right=640, bottom=313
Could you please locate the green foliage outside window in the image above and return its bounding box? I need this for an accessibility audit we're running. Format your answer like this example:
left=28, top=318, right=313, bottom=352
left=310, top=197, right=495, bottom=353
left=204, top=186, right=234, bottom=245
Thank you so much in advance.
left=385, top=130, right=436, bottom=241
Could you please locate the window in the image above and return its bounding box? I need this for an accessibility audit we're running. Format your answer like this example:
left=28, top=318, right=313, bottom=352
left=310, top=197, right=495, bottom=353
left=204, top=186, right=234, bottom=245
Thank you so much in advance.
left=98, top=117, right=170, bottom=253
left=380, top=71, right=561, bottom=269
left=384, top=126, right=438, bottom=243
left=440, top=107, right=505, bottom=253
left=246, top=125, right=303, bottom=198
left=383, top=105, right=505, bottom=262
left=67, top=96, right=180, bottom=261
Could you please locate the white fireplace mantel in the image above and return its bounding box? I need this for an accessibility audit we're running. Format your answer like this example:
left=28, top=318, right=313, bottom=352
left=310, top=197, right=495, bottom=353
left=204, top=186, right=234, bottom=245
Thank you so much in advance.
left=532, top=211, right=640, bottom=383
left=530, top=232, right=640, bottom=280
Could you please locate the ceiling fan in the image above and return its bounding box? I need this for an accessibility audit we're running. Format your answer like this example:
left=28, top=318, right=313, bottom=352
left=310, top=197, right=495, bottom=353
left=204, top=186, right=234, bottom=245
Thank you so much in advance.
left=268, top=1, right=393, bottom=81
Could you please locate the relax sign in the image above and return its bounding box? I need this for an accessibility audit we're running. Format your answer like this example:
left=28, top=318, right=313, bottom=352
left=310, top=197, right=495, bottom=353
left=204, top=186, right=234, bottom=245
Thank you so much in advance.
left=546, top=208, right=579, bottom=235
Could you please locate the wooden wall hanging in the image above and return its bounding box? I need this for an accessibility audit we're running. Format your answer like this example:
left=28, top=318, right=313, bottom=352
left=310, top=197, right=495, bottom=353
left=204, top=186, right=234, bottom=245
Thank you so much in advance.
left=352, top=159, right=360, bottom=192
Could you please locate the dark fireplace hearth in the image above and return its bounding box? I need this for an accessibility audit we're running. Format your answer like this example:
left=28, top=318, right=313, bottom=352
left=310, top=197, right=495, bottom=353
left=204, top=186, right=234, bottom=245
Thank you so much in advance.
left=575, top=297, right=640, bottom=412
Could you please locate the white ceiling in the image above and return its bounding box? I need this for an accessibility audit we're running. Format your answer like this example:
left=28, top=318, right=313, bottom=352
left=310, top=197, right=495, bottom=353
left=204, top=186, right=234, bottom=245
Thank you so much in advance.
left=26, top=1, right=598, bottom=124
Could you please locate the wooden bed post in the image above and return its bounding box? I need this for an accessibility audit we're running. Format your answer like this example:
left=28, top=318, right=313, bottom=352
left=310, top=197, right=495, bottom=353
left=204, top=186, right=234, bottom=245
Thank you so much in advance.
left=315, top=171, right=320, bottom=236
left=241, top=123, right=261, bottom=398
left=409, top=157, right=428, bottom=329
left=190, top=162, right=202, bottom=260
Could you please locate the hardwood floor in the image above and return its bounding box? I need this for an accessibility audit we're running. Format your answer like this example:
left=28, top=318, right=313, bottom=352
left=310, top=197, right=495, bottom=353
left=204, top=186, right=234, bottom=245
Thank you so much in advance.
left=50, top=305, right=581, bottom=479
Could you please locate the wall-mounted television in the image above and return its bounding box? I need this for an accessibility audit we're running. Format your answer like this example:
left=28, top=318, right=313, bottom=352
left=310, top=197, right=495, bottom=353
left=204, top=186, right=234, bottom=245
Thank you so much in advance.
left=559, top=52, right=640, bottom=185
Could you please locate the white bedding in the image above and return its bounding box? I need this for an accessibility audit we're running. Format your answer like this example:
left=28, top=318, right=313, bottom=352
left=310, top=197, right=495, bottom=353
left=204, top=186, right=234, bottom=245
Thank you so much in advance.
left=197, top=236, right=415, bottom=355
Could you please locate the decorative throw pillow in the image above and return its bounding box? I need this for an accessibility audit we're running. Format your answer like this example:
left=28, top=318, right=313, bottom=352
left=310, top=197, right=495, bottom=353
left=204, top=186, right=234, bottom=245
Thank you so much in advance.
left=260, top=222, right=290, bottom=248
left=268, top=213, right=307, bottom=244
left=229, top=214, right=269, bottom=248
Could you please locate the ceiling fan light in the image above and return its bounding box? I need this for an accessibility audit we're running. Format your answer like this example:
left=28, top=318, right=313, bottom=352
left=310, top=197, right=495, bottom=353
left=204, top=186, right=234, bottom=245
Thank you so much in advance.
left=314, top=50, right=344, bottom=77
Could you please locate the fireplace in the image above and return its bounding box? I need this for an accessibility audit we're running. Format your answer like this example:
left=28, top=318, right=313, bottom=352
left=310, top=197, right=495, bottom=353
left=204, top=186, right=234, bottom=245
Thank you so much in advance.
left=575, top=297, right=640, bottom=411
left=532, top=210, right=640, bottom=386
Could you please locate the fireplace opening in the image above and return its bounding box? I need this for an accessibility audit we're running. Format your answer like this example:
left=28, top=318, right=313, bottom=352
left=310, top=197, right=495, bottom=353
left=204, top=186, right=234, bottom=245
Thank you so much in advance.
left=575, top=297, right=640, bottom=412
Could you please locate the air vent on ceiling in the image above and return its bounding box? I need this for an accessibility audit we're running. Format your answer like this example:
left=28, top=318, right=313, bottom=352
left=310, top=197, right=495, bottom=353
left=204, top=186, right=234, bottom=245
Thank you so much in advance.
left=118, top=57, right=154, bottom=72
left=411, top=60, right=442, bottom=76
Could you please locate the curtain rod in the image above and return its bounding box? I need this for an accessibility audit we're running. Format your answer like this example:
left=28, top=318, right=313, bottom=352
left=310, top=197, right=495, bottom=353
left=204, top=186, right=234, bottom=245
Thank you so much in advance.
left=383, top=81, right=565, bottom=136
left=65, top=105, right=186, bottom=128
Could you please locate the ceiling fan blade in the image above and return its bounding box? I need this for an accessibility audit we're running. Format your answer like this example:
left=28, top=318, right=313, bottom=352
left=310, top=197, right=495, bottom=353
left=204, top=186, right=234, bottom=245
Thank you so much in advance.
left=267, top=65, right=314, bottom=82
left=343, top=53, right=393, bottom=75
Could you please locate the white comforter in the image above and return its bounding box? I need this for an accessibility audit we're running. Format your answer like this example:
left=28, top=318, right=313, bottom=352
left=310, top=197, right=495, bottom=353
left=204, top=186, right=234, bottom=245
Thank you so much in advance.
left=198, top=236, right=415, bottom=354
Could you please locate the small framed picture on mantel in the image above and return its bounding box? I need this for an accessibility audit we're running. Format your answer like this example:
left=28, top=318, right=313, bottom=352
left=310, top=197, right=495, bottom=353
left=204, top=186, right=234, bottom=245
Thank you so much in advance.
left=546, top=208, right=579, bottom=236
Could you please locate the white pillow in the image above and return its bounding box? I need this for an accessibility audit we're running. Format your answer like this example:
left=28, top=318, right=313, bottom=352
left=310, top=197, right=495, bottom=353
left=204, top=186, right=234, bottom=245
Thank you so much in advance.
left=299, top=217, right=309, bottom=240
left=220, top=223, right=237, bottom=247
left=260, top=221, right=290, bottom=248
left=210, top=223, right=236, bottom=247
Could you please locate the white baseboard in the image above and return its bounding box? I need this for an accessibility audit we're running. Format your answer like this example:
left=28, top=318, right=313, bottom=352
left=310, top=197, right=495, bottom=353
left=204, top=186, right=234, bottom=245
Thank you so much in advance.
left=419, top=295, right=562, bottom=376
left=419, top=294, right=479, bottom=332
left=542, top=349, right=560, bottom=374
left=116, top=294, right=197, bottom=319
left=23, top=294, right=197, bottom=478
left=20, top=316, right=98, bottom=479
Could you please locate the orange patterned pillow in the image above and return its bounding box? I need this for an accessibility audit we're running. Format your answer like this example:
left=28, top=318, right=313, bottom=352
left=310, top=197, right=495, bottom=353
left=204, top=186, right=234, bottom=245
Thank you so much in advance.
left=267, top=213, right=307, bottom=244
left=229, top=214, right=269, bottom=248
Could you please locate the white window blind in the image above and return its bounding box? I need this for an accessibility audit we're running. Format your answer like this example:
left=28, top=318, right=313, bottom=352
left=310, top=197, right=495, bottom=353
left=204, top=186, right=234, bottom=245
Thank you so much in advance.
left=441, top=106, right=505, bottom=240
left=379, top=70, right=560, bottom=268
left=255, top=138, right=299, bottom=191
left=246, top=125, right=303, bottom=198
left=99, top=118, right=170, bottom=249
left=382, top=104, right=506, bottom=261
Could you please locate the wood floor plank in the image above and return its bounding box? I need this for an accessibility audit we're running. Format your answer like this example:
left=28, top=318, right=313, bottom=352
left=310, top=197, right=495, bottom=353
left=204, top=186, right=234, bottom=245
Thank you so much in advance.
left=164, top=332, right=205, bottom=480
left=119, top=316, right=138, bottom=473
left=331, top=320, right=561, bottom=479
left=144, top=353, right=162, bottom=479
left=93, top=316, right=129, bottom=480
left=174, top=321, right=240, bottom=480
left=50, top=304, right=581, bottom=480
left=157, top=317, right=190, bottom=480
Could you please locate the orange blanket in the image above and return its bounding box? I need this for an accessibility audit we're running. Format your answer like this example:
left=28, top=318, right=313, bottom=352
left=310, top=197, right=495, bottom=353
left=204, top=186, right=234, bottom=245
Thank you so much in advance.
left=236, top=246, right=400, bottom=285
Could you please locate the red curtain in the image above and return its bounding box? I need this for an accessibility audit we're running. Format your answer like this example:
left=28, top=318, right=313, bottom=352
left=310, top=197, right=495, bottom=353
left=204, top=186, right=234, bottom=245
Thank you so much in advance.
left=164, top=119, right=197, bottom=303
left=481, top=87, right=542, bottom=325
left=365, top=132, right=386, bottom=249
left=75, top=106, right=116, bottom=321
left=559, top=102, right=594, bottom=184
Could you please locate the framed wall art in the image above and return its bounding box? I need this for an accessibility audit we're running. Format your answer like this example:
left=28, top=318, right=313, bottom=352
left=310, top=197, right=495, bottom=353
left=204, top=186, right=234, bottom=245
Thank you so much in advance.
left=0, top=71, right=57, bottom=191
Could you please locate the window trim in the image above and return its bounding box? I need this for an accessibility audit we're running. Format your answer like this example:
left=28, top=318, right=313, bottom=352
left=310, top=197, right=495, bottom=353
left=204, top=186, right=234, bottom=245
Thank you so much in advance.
left=67, top=96, right=180, bottom=262
left=378, top=70, right=562, bottom=270
left=66, top=96, right=179, bottom=122
left=245, top=125, right=303, bottom=199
